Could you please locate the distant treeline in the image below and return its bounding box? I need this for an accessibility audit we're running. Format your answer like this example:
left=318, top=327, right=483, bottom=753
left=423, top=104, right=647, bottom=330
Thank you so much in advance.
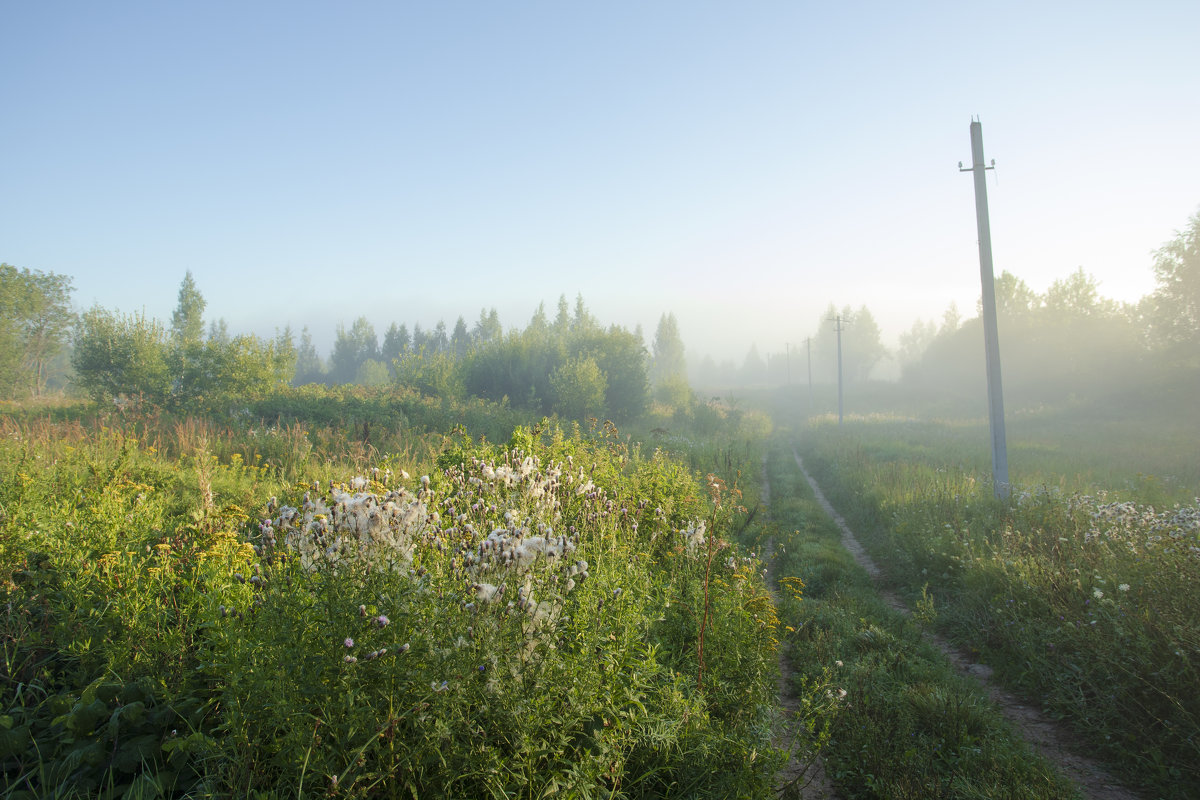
left=2, top=207, right=1196, bottom=411
left=291, top=296, right=661, bottom=421
left=706, top=208, right=1200, bottom=398
left=0, top=269, right=693, bottom=423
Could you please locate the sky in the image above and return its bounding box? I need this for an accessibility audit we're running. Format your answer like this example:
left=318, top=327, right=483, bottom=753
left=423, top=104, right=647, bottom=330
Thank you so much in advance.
left=3, top=1, right=1198, bottom=363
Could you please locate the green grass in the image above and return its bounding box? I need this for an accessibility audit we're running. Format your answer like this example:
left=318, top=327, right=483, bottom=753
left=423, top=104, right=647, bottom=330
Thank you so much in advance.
left=797, top=415, right=1200, bottom=799
left=0, top=400, right=784, bottom=798
left=758, top=437, right=1080, bottom=799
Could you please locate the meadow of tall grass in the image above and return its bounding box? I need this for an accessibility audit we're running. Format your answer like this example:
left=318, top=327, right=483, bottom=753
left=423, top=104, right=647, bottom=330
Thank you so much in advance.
left=757, top=438, right=1080, bottom=800
left=797, top=414, right=1200, bottom=799
left=0, top=394, right=794, bottom=798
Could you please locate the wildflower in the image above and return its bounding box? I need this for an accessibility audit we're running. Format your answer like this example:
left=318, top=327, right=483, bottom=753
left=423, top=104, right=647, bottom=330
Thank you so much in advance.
left=835, top=660, right=844, bottom=668
left=400, top=642, right=411, bottom=653
left=344, top=637, right=355, bottom=648
left=1118, top=583, right=1130, bottom=592
left=1093, top=589, right=1104, bottom=600
left=344, top=655, right=357, bottom=664
left=359, top=604, right=368, bottom=616
left=374, top=615, right=390, bottom=628
left=432, top=680, right=449, bottom=692
left=473, top=582, right=501, bottom=603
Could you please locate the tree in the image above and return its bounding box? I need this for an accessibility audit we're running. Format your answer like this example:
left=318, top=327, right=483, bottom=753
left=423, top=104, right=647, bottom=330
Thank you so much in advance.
left=1150, top=209, right=1200, bottom=347
left=208, top=318, right=230, bottom=344
left=473, top=308, right=502, bottom=344
left=170, top=271, right=206, bottom=343
left=651, top=313, right=687, bottom=384
left=574, top=326, right=648, bottom=421
left=991, top=271, right=1038, bottom=316
left=355, top=359, right=391, bottom=387
left=897, top=318, right=938, bottom=369
left=810, top=304, right=885, bottom=384
left=554, top=295, right=570, bottom=337
left=571, top=294, right=597, bottom=332
left=741, top=344, right=766, bottom=384
left=274, top=326, right=297, bottom=385
left=650, top=312, right=689, bottom=405
left=845, top=305, right=885, bottom=381
left=431, top=320, right=449, bottom=354
left=394, top=349, right=464, bottom=399
left=173, top=334, right=295, bottom=411
left=72, top=307, right=171, bottom=404
left=294, top=326, right=326, bottom=384
left=0, top=263, right=75, bottom=397
left=382, top=322, right=410, bottom=364
left=549, top=355, right=607, bottom=420
left=463, top=331, right=545, bottom=409
left=451, top=316, right=471, bottom=358
left=330, top=317, right=378, bottom=384
left=940, top=302, right=962, bottom=335
left=527, top=303, right=550, bottom=340
left=1043, top=268, right=1110, bottom=317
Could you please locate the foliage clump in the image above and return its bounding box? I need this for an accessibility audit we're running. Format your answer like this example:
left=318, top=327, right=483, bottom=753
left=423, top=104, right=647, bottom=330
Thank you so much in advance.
left=1, top=416, right=782, bottom=797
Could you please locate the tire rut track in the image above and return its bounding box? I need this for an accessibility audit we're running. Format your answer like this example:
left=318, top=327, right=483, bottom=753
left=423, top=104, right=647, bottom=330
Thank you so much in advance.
left=763, top=457, right=840, bottom=799
left=792, top=447, right=1140, bottom=800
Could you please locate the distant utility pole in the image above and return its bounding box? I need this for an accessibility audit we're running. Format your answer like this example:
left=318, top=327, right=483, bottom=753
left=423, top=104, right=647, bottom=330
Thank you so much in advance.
left=959, top=118, right=1010, bottom=500
left=829, top=316, right=846, bottom=425
left=785, top=342, right=792, bottom=384
left=805, top=337, right=813, bottom=415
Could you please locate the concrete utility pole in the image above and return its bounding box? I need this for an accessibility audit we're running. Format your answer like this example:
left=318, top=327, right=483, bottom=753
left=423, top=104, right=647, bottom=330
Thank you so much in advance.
left=806, top=337, right=813, bottom=416
left=960, top=118, right=1010, bottom=500
left=829, top=316, right=846, bottom=425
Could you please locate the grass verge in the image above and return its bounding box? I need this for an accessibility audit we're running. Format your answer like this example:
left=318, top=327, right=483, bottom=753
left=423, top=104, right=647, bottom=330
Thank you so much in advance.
left=761, top=436, right=1081, bottom=800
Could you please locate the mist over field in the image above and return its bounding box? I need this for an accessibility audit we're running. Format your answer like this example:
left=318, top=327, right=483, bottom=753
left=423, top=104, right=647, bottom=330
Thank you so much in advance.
left=7, top=6, right=1200, bottom=796
left=4, top=3, right=1199, bottom=370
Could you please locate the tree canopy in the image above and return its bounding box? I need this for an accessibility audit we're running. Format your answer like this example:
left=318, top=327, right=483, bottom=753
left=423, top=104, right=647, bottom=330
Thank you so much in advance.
left=1150, top=208, right=1200, bottom=348
left=170, top=271, right=206, bottom=343
left=651, top=313, right=686, bottom=386
left=0, top=263, right=75, bottom=398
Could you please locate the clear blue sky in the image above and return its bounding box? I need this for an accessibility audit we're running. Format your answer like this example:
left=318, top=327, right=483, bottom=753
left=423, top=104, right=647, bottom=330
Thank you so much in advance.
left=3, top=1, right=1198, bottom=362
